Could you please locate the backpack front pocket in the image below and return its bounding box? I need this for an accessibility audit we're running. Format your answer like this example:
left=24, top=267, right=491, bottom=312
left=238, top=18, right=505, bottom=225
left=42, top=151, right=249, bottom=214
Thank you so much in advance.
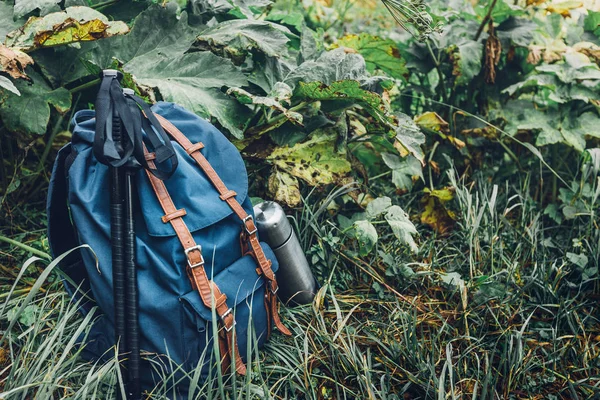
left=179, top=242, right=279, bottom=374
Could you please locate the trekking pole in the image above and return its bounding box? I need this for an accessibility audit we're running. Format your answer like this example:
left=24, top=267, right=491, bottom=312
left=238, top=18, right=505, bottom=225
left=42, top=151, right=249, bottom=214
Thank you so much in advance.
left=94, top=70, right=138, bottom=399
left=122, top=88, right=141, bottom=400
left=101, top=69, right=128, bottom=382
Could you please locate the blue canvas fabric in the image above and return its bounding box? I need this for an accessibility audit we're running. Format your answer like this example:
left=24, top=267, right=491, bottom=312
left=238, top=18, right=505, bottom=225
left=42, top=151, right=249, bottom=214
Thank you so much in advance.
left=47, top=102, right=277, bottom=394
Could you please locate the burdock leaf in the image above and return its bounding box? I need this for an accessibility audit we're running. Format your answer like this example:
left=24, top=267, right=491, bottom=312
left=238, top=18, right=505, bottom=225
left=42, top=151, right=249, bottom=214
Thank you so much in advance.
left=125, top=51, right=251, bottom=139
left=267, top=129, right=352, bottom=186
left=333, top=33, right=408, bottom=80
left=0, top=2, right=25, bottom=42
left=14, top=0, right=61, bottom=18
left=451, top=40, right=483, bottom=86
left=295, top=80, right=388, bottom=115
left=196, top=20, right=293, bottom=63
left=227, top=87, right=303, bottom=125
left=0, top=69, right=71, bottom=135
left=385, top=205, right=418, bottom=253
left=5, top=6, right=129, bottom=52
left=286, top=48, right=369, bottom=87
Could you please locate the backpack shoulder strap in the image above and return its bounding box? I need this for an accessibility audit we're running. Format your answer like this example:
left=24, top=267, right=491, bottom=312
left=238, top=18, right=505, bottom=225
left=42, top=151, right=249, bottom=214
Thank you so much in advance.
left=153, top=114, right=290, bottom=337
left=47, top=144, right=80, bottom=261
left=47, top=144, right=92, bottom=295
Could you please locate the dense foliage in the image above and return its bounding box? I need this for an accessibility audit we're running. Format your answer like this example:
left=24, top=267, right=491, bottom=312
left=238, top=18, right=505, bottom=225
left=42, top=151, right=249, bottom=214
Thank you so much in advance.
left=1, top=0, right=600, bottom=398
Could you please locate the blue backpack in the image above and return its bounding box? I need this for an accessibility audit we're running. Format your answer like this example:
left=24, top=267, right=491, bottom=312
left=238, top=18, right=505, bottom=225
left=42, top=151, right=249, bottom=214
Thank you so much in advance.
left=46, top=101, right=290, bottom=394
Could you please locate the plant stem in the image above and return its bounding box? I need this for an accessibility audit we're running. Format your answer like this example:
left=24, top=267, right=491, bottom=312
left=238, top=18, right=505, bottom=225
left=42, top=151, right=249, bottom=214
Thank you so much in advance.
left=0, top=235, right=51, bottom=260
left=425, top=40, right=449, bottom=105
left=69, top=78, right=101, bottom=94
left=475, top=0, right=498, bottom=41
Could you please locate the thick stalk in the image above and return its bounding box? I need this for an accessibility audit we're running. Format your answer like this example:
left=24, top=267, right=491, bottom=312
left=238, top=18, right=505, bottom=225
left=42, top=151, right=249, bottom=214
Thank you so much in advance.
left=475, top=0, right=498, bottom=41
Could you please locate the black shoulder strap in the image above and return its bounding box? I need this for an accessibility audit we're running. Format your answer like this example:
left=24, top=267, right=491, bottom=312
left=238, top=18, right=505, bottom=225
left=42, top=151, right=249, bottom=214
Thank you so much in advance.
left=47, top=144, right=84, bottom=267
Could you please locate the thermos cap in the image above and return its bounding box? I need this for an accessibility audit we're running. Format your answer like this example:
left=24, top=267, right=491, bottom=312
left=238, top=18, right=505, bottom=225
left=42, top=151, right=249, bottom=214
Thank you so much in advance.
left=253, top=201, right=293, bottom=249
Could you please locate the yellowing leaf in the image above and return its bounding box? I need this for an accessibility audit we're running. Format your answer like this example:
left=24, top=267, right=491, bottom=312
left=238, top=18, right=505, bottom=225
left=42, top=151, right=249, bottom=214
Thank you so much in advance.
left=415, top=111, right=449, bottom=134
left=421, top=188, right=456, bottom=235
left=267, top=130, right=352, bottom=186
left=268, top=169, right=302, bottom=207
left=5, top=7, right=129, bottom=51
left=547, top=1, right=583, bottom=16
left=332, top=33, right=408, bottom=80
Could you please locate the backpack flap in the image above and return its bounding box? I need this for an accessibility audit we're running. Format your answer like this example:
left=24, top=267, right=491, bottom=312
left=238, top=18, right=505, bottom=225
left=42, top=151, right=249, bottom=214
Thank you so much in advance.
left=137, top=102, right=249, bottom=238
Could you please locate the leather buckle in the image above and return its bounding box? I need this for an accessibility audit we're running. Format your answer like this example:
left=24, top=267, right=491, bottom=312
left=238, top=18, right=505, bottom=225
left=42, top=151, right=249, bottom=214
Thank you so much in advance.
left=185, top=245, right=205, bottom=268
left=242, top=215, right=258, bottom=235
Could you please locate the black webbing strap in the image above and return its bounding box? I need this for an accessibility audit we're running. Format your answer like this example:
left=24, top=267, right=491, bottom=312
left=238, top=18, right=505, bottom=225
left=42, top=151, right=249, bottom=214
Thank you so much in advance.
left=125, top=93, right=178, bottom=181
left=93, top=73, right=178, bottom=180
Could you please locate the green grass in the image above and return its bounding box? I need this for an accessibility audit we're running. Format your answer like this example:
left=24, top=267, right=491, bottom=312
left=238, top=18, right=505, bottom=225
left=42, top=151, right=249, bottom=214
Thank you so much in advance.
left=1, top=167, right=599, bottom=399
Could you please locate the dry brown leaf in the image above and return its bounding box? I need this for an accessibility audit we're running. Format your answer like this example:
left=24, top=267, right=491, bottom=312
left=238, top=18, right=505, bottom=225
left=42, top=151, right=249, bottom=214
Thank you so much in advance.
left=0, top=44, right=33, bottom=79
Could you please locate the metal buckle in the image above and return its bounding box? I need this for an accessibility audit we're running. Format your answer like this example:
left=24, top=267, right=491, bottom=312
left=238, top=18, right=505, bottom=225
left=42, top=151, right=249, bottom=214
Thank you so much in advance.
left=184, top=245, right=205, bottom=268
left=220, top=308, right=236, bottom=331
left=242, top=215, right=258, bottom=235
left=225, top=319, right=237, bottom=332
left=269, top=281, right=279, bottom=294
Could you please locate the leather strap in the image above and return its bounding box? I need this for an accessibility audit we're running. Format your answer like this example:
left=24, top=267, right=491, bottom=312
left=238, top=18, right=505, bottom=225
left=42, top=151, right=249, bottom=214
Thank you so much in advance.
left=154, top=114, right=291, bottom=337
left=143, top=150, right=246, bottom=375
left=161, top=208, right=187, bottom=223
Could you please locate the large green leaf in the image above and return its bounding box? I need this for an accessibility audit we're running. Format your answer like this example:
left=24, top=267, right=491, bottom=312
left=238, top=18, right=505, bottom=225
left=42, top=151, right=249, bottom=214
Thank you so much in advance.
left=450, top=40, right=483, bottom=86
left=365, top=196, right=392, bottom=219
left=195, top=20, right=294, bottom=64
left=503, top=100, right=562, bottom=146
left=0, top=69, right=71, bottom=135
left=536, top=53, right=600, bottom=83
left=295, top=80, right=387, bottom=114
left=286, top=48, right=369, bottom=88
left=5, top=6, right=129, bottom=52
left=584, top=10, right=600, bottom=36
left=14, top=0, right=60, bottom=18
left=496, top=17, right=537, bottom=47
left=266, top=129, right=351, bottom=185
left=36, top=5, right=196, bottom=87
left=125, top=51, right=251, bottom=139
left=0, top=2, right=25, bottom=42
left=333, top=33, right=408, bottom=80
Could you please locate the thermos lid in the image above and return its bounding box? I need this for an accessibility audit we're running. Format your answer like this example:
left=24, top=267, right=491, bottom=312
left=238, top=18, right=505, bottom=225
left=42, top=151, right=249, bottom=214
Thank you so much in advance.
left=253, top=201, right=293, bottom=249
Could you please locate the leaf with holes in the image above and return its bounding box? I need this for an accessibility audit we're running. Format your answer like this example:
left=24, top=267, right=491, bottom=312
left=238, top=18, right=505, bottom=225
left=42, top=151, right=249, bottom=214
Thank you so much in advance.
left=195, top=20, right=294, bottom=64
left=267, top=169, right=302, bottom=207
left=0, top=44, right=34, bottom=80
left=267, top=129, right=352, bottom=186
left=6, top=7, right=129, bottom=52
left=125, top=51, right=251, bottom=139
